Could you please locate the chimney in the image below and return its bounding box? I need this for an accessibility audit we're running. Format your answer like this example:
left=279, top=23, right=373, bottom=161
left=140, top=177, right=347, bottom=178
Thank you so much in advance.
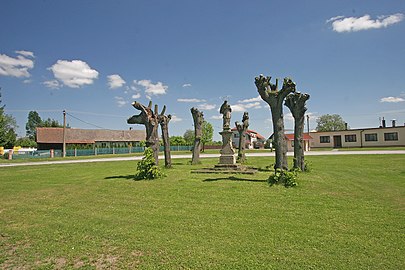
left=392, top=119, right=396, bottom=127
left=344, top=122, right=348, bottom=130
left=382, top=117, right=386, bottom=128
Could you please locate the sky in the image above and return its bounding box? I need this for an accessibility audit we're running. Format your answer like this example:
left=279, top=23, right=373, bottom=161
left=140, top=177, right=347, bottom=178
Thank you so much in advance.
left=1, top=0, right=405, bottom=141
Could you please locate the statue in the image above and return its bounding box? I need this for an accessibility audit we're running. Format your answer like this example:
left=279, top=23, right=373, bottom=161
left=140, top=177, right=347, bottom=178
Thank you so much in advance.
left=220, top=100, right=232, bottom=130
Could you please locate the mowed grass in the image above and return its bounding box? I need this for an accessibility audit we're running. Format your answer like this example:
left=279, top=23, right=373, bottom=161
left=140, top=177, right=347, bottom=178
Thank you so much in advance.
left=0, top=155, right=404, bottom=269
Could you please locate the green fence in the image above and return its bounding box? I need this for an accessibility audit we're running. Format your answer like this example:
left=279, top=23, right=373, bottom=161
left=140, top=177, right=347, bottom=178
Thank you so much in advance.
left=7, top=146, right=193, bottom=160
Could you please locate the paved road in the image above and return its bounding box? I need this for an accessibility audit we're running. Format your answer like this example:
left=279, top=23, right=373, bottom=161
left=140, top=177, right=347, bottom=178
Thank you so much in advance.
left=0, top=150, right=404, bottom=168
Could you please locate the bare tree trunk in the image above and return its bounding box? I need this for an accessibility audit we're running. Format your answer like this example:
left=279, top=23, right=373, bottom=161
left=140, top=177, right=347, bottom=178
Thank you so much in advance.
left=158, top=105, right=172, bottom=168
left=191, top=107, right=204, bottom=165
left=285, top=92, right=310, bottom=171
left=127, top=101, right=160, bottom=165
left=235, top=112, right=249, bottom=163
left=255, top=75, right=296, bottom=170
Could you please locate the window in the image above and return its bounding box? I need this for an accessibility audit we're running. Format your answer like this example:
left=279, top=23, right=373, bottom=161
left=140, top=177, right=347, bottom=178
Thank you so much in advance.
left=384, top=132, right=398, bottom=141
left=345, top=134, right=357, bottom=142
left=365, top=133, right=378, bottom=142
left=320, top=136, right=330, bottom=143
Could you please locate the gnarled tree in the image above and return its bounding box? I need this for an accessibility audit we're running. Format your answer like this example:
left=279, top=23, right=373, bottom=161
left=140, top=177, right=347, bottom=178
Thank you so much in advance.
left=285, top=92, right=310, bottom=171
left=158, top=105, right=172, bottom=168
left=235, top=112, right=249, bottom=163
left=191, top=107, right=204, bottom=165
left=127, top=101, right=160, bottom=165
left=255, top=75, right=296, bottom=170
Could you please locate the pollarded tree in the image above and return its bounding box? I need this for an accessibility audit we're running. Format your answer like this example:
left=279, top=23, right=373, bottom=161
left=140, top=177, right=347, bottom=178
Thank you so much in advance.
left=157, top=105, right=172, bottom=168
left=255, top=75, right=296, bottom=170
left=285, top=92, right=310, bottom=171
left=191, top=107, right=204, bottom=164
left=127, top=101, right=160, bottom=165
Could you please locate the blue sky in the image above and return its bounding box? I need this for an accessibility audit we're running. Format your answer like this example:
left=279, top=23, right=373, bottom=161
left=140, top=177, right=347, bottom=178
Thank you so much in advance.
left=1, top=0, right=404, bottom=141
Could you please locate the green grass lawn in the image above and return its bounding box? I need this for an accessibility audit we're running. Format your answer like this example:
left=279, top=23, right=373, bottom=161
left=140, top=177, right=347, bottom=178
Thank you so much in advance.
left=1, top=155, right=404, bottom=269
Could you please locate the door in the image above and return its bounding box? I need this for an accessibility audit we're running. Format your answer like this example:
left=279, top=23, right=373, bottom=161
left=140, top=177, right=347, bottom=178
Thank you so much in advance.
left=333, top=135, right=342, bottom=148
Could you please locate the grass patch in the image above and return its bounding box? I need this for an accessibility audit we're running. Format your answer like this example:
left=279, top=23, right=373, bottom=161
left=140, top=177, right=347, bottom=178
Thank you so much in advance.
left=1, top=155, right=404, bottom=269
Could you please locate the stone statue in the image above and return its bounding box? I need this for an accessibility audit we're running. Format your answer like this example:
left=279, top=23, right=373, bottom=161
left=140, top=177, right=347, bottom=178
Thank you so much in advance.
left=219, top=100, right=232, bottom=131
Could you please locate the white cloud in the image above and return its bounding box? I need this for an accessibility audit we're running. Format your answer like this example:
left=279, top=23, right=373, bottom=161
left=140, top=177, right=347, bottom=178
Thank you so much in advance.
left=107, top=74, right=126, bottom=89
left=23, top=79, right=32, bottom=84
left=327, top=13, right=404, bottom=33
left=238, top=95, right=261, bottom=103
left=170, top=115, right=182, bottom=122
left=132, top=93, right=141, bottom=99
left=182, top=83, right=192, bottom=88
left=177, top=98, right=206, bottom=103
left=0, top=51, right=35, bottom=78
left=43, top=80, right=61, bottom=89
left=115, top=96, right=128, bottom=107
left=231, top=102, right=262, bottom=112
left=134, top=79, right=168, bottom=96
left=198, top=103, right=216, bottom=110
left=380, top=96, right=405, bottom=103
left=211, top=115, right=222, bottom=120
left=326, top=15, right=344, bottom=23
left=48, top=60, right=99, bottom=88
left=15, top=50, right=35, bottom=58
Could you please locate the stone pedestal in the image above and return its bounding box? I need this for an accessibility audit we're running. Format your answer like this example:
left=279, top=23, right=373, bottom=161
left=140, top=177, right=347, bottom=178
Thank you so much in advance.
left=218, top=129, right=235, bottom=165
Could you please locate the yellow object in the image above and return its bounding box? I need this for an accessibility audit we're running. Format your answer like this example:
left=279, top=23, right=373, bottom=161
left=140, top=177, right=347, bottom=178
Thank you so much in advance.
left=13, top=146, right=21, bottom=153
left=0, top=147, right=4, bottom=155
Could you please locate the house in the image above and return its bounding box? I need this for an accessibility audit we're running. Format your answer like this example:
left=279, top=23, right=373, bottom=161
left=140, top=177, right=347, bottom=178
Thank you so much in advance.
left=269, top=133, right=313, bottom=151
left=309, top=125, right=405, bottom=148
left=285, top=133, right=313, bottom=151
left=36, top=127, right=146, bottom=150
left=231, top=128, right=266, bottom=149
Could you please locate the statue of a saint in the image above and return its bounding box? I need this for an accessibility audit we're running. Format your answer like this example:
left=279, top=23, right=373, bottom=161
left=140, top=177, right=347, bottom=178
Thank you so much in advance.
left=220, top=100, right=232, bottom=130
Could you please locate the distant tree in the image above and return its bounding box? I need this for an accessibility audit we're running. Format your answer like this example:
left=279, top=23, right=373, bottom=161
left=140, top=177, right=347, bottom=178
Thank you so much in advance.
left=16, top=137, right=37, bottom=148
left=183, top=129, right=194, bottom=145
left=201, top=121, right=213, bottom=152
left=26, top=111, right=42, bottom=140
left=41, top=118, right=63, bottom=127
left=170, top=136, right=186, bottom=145
left=0, top=89, right=18, bottom=148
left=316, top=114, right=346, bottom=132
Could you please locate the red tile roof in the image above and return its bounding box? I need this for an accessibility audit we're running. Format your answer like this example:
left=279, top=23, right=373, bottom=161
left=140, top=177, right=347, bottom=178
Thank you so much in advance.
left=285, top=133, right=313, bottom=141
left=231, top=128, right=265, bottom=140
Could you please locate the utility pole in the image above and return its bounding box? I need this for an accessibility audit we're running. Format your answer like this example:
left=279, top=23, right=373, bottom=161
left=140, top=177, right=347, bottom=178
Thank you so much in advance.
left=306, top=114, right=310, bottom=134
left=63, top=110, right=66, bottom=157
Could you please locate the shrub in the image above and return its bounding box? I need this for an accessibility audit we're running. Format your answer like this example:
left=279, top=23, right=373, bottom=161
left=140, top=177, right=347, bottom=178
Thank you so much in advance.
left=268, top=169, right=298, bottom=188
left=135, top=148, right=164, bottom=180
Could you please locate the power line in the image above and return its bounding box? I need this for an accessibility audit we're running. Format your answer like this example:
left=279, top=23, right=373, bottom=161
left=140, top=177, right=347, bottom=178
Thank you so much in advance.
left=65, top=112, right=107, bottom=129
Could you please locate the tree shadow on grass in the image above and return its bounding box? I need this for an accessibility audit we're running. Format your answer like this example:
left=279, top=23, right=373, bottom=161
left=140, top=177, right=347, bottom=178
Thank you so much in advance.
left=203, top=176, right=267, bottom=183
left=104, top=175, right=143, bottom=181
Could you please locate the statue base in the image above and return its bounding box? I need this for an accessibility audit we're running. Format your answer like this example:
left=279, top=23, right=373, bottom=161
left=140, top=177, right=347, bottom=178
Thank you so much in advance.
left=219, top=129, right=235, bottom=165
